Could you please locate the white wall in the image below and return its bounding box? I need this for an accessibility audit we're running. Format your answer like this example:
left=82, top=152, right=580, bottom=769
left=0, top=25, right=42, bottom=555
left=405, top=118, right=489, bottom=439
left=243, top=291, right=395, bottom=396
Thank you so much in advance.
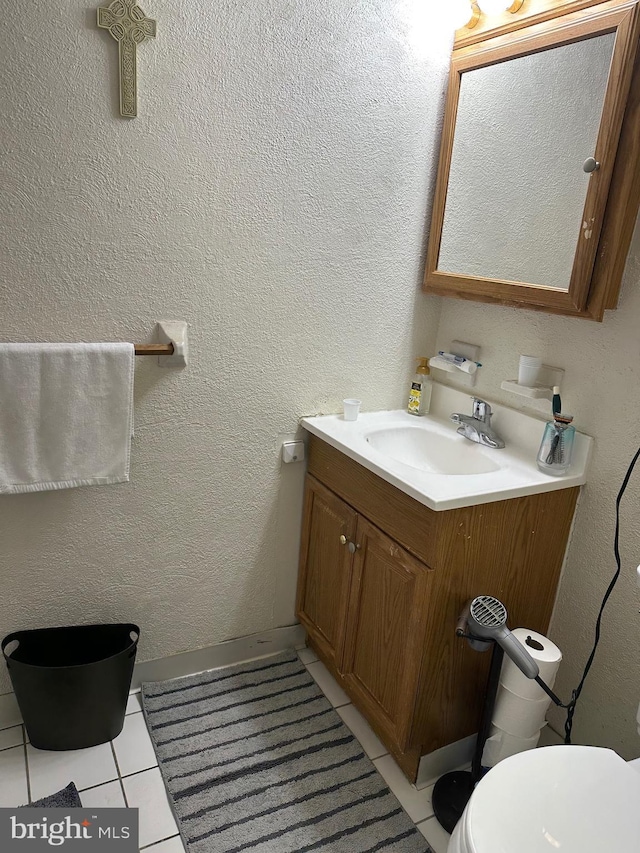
left=435, top=222, right=640, bottom=759
left=0, top=0, right=452, bottom=694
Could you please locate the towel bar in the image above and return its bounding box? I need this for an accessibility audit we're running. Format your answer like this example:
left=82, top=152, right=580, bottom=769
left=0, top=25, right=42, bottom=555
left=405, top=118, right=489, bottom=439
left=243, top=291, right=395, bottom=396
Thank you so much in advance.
left=136, top=321, right=187, bottom=367
left=134, top=343, right=174, bottom=356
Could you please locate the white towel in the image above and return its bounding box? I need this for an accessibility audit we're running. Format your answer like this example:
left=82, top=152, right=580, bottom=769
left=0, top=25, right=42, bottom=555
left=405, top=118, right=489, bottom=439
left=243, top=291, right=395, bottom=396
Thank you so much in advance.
left=0, top=343, right=135, bottom=494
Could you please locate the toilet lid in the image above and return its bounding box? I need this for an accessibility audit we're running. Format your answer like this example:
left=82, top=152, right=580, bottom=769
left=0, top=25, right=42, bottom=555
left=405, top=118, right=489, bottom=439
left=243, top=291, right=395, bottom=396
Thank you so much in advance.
left=464, top=745, right=640, bottom=853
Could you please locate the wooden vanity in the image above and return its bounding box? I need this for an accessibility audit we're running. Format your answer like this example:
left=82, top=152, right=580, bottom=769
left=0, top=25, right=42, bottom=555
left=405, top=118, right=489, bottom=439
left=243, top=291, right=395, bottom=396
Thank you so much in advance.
left=296, top=435, right=579, bottom=781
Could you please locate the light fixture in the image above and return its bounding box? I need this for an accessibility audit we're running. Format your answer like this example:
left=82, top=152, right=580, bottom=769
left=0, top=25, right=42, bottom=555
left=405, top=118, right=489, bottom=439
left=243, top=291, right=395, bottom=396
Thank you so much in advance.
left=478, top=0, right=525, bottom=13
left=452, top=0, right=481, bottom=30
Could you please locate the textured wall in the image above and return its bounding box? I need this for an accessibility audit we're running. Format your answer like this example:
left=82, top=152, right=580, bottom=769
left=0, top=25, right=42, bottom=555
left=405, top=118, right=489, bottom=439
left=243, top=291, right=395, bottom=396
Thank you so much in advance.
left=435, top=223, right=640, bottom=759
left=0, top=0, right=453, bottom=693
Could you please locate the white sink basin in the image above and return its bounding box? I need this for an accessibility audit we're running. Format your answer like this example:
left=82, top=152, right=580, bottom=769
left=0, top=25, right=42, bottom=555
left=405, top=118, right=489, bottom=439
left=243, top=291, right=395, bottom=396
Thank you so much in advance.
left=301, top=386, right=592, bottom=511
left=364, top=425, right=501, bottom=475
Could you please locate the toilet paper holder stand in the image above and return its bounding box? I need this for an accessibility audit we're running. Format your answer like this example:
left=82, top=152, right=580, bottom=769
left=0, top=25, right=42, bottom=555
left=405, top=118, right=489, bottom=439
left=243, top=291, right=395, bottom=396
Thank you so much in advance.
left=432, top=596, right=568, bottom=835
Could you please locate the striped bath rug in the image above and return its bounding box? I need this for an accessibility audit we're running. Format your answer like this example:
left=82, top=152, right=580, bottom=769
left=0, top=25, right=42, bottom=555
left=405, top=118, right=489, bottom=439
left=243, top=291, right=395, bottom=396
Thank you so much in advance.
left=142, top=650, right=432, bottom=853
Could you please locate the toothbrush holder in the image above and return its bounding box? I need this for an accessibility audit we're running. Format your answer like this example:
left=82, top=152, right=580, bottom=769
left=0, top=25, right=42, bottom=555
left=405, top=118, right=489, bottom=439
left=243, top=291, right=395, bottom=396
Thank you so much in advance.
left=536, top=420, right=575, bottom=475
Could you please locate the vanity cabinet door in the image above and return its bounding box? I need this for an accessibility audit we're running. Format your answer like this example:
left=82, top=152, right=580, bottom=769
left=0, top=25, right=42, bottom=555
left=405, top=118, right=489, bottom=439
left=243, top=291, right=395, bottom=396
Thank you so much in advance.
left=296, top=476, right=357, bottom=670
left=341, top=516, right=433, bottom=752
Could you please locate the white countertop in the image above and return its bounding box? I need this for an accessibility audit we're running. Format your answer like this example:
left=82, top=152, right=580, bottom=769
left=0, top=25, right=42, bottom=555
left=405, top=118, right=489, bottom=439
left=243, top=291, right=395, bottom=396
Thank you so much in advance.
left=301, top=385, right=593, bottom=512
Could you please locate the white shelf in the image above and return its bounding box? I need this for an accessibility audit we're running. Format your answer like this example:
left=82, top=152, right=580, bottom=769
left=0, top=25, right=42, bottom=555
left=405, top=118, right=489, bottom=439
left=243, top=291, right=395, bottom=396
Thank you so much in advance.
left=501, top=380, right=553, bottom=400
left=501, top=365, right=565, bottom=401
left=428, top=339, right=480, bottom=387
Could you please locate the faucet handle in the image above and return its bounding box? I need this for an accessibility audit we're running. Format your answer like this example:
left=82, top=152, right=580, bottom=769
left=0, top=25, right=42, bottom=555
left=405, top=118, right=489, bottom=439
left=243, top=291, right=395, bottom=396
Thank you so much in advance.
left=472, top=398, right=492, bottom=421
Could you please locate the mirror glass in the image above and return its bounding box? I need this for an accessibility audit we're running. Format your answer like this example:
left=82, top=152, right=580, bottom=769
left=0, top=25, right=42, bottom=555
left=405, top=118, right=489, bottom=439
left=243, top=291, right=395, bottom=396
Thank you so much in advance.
left=437, top=33, right=615, bottom=290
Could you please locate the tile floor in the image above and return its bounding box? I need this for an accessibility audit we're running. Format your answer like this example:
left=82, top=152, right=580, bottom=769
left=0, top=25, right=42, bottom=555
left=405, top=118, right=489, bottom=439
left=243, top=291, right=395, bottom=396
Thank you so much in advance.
left=0, top=648, right=450, bottom=853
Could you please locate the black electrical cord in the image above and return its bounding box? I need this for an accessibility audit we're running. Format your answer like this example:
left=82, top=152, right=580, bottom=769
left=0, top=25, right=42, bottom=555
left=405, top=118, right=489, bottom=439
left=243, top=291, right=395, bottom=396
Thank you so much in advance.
left=559, top=445, right=640, bottom=745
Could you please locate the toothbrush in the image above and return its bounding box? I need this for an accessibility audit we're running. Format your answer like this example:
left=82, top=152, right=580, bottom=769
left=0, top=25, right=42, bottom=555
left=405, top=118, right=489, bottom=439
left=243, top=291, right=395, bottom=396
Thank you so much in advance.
left=546, top=431, right=561, bottom=465
left=552, top=386, right=561, bottom=417
left=438, top=352, right=483, bottom=368
left=438, top=352, right=466, bottom=365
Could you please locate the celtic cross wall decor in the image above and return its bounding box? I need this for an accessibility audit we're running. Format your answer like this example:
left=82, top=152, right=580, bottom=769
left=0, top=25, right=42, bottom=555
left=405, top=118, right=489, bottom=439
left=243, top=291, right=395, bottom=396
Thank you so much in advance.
left=97, top=1, right=156, bottom=118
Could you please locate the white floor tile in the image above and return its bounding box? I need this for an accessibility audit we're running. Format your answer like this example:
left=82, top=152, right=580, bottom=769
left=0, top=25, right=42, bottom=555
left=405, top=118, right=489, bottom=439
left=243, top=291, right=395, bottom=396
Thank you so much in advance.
left=143, top=835, right=186, bottom=853
left=373, top=755, right=435, bottom=824
left=297, top=647, right=318, bottom=665
left=306, top=661, right=350, bottom=707
left=337, top=704, right=388, bottom=760
left=113, top=713, right=158, bottom=777
left=80, top=780, right=126, bottom=808
left=27, top=741, right=118, bottom=800
left=0, top=725, right=24, bottom=751
left=123, top=767, right=178, bottom=848
left=416, top=815, right=451, bottom=853
left=0, top=746, right=28, bottom=807
left=126, top=692, right=142, bottom=715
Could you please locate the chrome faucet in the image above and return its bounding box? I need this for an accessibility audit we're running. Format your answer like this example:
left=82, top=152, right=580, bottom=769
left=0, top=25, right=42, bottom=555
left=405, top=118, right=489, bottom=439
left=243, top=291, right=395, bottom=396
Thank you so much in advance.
left=450, top=398, right=505, bottom=449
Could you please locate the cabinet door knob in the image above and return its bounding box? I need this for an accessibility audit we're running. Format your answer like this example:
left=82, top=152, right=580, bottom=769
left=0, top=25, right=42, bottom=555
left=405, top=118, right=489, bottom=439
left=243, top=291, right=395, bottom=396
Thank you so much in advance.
left=583, top=157, right=600, bottom=173
left=339, top=534, right=348, bottom=545
left=348, top=541, right=361, bottom=554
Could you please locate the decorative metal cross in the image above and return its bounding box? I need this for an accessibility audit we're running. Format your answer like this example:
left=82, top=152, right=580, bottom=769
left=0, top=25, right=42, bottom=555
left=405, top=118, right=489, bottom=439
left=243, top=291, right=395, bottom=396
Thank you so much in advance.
left=97, top=0, right=156, bottom=118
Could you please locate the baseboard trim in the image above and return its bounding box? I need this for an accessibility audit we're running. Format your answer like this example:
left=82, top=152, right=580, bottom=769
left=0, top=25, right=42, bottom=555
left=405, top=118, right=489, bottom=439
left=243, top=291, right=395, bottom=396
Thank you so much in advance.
left=415, top=734, right=476, bottom=789
left=0, top=624, right=306, bottom=731
left=413, top=724, right=566, bottom=789
left=537, top=724, right=564, bottom=747
left=131, top=624, right=306, bottom=689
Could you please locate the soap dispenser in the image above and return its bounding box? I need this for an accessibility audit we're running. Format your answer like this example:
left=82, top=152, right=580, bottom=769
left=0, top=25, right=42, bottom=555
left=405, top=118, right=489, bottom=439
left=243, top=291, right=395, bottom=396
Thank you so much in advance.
left=408, top=358, right=432, bottom=416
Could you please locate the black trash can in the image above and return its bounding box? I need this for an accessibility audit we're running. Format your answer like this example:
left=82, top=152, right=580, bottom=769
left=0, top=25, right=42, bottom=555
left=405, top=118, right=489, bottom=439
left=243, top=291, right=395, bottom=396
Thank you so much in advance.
left=2, top=623, right=140, bottom=751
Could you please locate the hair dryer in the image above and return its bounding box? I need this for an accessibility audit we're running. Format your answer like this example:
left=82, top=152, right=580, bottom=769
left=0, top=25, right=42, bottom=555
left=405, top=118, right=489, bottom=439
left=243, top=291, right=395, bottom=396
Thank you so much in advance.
left=462, top=595, right=540, bottom=680
left=434, top=594, right=540, bottom=832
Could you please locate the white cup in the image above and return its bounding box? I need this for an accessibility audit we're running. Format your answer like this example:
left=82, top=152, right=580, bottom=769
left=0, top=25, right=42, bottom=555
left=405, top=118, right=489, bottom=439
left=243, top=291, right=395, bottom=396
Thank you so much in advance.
left=343, top=399, right=361, bottom=421
left=518, top=355, right=542, bottom=386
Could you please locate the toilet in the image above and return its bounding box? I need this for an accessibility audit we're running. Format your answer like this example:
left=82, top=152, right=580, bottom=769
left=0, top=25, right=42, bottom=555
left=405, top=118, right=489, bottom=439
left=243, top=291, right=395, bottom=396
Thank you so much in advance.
left=448, top=745, right=640, bottom=852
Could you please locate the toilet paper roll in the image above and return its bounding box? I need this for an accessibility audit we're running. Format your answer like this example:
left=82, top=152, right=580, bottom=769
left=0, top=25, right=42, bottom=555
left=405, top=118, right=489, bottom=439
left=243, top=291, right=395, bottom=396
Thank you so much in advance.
left=482, top=723, right=545, bottom=767
left=492, top=684, right=551, bottom=738
left=499, top=628, right=562, bottom=700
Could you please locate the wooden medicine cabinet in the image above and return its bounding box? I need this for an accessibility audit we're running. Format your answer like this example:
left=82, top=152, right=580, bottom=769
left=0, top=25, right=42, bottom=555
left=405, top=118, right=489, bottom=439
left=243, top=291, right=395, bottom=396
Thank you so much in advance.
left=423, top=0, right=640, bottom=320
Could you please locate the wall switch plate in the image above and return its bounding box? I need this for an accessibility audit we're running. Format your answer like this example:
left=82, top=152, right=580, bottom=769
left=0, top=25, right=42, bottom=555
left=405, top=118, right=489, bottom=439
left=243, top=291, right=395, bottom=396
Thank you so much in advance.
left=282, top=441, right=305, bottom=463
